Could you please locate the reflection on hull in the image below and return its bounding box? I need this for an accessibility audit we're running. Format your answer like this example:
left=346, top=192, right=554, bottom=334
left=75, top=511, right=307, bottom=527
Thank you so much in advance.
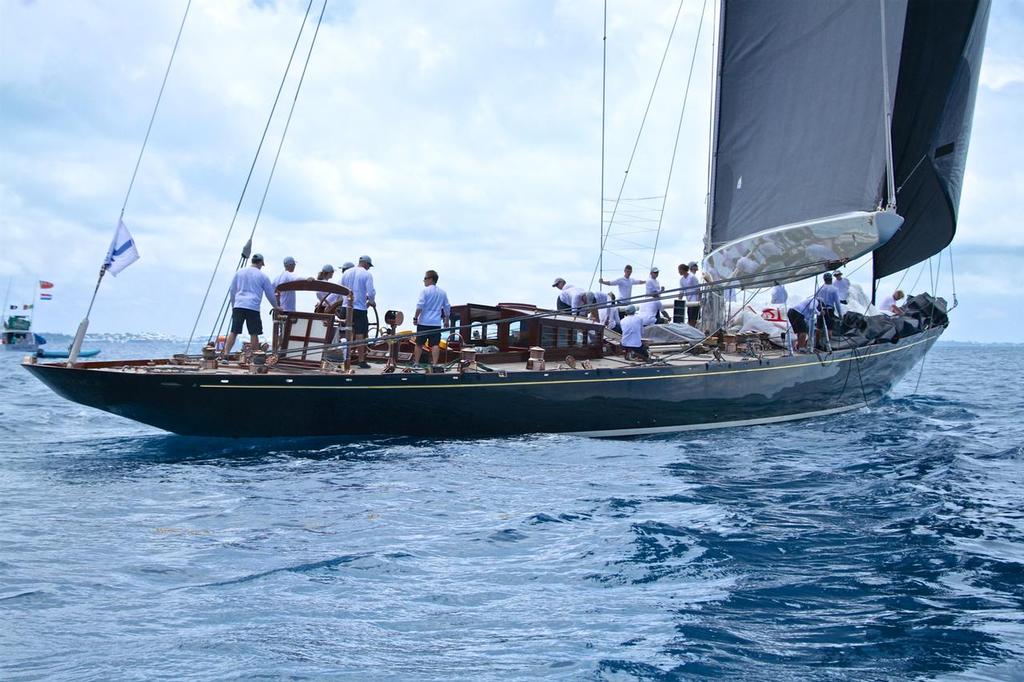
left=23, top=327, right=943, bottom=439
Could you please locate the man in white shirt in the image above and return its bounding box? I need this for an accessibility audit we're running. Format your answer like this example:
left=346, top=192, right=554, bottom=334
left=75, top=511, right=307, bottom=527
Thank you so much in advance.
left=770, top=281, right=788, bottom=305
left=224, top=253, right=278, bottom=356
left=552, top=278, right=585, bottom=313
left=413, top=269, right=451, bottom=366
left=640, top=293, right=667, bottom=327
left=582, top=291, right=619, bottom=333
left=833, top=271, right=851, bottom=303
left=324, top=261, right=356, bottom=315
left=314, top=264, right=335, bottom=308
left=619, top=305, right=648, bottom=360
left=273, top=256, right=302, bottom=312
left=350, top=255, right=377, bottom=368
left=677, top=263, right=701, bottom=325
left=879, top=289, right=905, bottom=316
left=599, top=264, right=645, bottom=303
left=646, top=267, right=662, bottom=295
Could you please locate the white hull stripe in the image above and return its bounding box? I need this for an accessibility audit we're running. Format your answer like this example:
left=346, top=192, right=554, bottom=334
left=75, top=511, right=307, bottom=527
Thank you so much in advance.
left=569, top=399, right=880, bottom=438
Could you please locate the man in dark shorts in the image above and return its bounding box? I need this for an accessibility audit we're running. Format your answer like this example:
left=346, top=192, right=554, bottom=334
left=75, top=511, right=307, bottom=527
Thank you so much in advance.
left=413, top=269, right=451, bottom=367
left=224, top=253, right=278, bottom=356
left=348, top=255, right=377, bottom=368
left=786, top=296, right=815, bottom=352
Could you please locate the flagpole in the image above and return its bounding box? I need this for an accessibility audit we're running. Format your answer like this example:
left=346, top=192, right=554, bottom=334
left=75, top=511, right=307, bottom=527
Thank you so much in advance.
left=67, top=266, right=107, bottom=366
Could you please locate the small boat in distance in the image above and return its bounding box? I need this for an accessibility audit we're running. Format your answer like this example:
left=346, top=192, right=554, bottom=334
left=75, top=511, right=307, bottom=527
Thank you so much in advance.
left=35, top=347, right=101, bottom=360
left=2, top=313, right=44, bottom=352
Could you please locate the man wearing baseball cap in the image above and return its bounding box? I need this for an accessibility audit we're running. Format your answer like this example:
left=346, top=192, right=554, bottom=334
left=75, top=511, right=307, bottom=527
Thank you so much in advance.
left=646, top=267, right=662, bottom=295
left=348, top=255, right=377, bottom=368
left=224, top=253, right=277, bottom=357
left=273, top=256, right=301, bottom=312
left=552, top=277, right=585, bottom=313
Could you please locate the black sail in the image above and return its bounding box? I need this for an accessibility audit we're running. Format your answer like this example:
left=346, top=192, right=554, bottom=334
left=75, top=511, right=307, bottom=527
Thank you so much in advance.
left=707, top=0, right=906, bottom=252
left=872, top=0, right=991, bottom=279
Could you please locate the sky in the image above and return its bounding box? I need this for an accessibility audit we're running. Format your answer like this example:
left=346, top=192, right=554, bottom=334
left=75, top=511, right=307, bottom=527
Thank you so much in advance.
left=1, top=0, right=1021, bottom=343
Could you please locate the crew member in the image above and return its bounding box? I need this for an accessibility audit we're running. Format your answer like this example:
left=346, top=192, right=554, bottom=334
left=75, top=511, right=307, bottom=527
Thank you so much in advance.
left=599, top=265, right=645, bottom=303
left=879, top=289, right=905, bottom=316
left=786, top=296, right=817, bottom=352
left=223, top=253, right=277, bottom=356
left=413, top=269, right=451, bottom=367
left=646, top=267, right=662, bottom=295
left=833, top=271, right=851, bottom=304
left=552, top=278, right=585, bottom=313
left=583, top=291, right=619, bottom=333
left=815, top=272, right=842, bottom=330
left=619, top=305, right=649, bottom=360
left=313, top=264, right=335, bottom=308
left=324, top=261, right=356, bottom=315
left=770, top=281, right=788, bottom=305
left=640, top=292, right=668, bottom=326
left=273, top=256, right=301, bottom=312
left=679, top=265, right=701, bottom=325
left=350, top=255, right=376, bottom=368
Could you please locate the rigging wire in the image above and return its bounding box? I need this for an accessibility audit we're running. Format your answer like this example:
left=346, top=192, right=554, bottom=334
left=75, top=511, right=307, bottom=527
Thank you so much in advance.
left=588, top=0, right=689, bottom=292
left=599, top=0, right=607, bottom=290
left=79, top=0, right=193, bottom=327
left=121, top=0, right=192, bottom=220
left=649, top=0, right=709, bottom=270
left=948, top=245, right=959, bottom=308
left=207, top=0, right=330, bottom=345
left=185, top=0, right=316, bottom=354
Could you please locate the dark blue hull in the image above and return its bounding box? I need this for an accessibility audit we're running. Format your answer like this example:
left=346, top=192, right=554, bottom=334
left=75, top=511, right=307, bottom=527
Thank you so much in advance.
left=23, top=326, right=942, bottom=438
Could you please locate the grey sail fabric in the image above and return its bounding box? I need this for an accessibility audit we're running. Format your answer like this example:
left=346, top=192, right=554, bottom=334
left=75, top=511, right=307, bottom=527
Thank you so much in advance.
left=707, top=0, right=906, bottom=252
left=872, top=0, right=990, bottom=280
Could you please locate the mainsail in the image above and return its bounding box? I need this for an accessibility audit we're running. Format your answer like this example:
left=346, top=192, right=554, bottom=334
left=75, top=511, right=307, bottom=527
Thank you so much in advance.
left=872, top=0, right=990, bottom=280
left=704, top=0, right=908, bottom=285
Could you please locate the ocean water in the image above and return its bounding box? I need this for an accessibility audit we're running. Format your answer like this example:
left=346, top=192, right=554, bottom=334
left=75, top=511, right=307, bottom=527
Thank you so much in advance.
left=1, top=339, right=1022, bottom=681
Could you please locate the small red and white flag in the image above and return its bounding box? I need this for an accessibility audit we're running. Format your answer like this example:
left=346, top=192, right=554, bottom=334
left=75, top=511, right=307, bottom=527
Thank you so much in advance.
left=39, top=280, right=54, bottom=289
left=40, top=293, right=53, bottom=301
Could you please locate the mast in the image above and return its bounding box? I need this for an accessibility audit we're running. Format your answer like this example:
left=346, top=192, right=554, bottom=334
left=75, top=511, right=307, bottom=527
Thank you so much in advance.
left=700, top=0, right=725, bottom=332
left=599, top=0, right=607, bottom=290
left=879, top=0, right=896, bottom=211
left=702, top=0, right=724, bottom=258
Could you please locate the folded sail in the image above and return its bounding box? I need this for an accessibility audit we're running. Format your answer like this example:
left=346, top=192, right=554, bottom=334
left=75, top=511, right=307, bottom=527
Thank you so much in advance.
left=704, top=0, right=907, bottom=285
left=872, top=0, right=990, bottom=279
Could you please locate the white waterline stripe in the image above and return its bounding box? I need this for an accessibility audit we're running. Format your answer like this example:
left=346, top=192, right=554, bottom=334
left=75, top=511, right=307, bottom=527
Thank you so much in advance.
left=569, top=399, right=880, bottom=437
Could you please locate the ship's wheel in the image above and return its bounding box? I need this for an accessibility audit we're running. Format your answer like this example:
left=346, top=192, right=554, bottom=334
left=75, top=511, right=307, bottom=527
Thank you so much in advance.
left=367, top=305, right=381, bottom=339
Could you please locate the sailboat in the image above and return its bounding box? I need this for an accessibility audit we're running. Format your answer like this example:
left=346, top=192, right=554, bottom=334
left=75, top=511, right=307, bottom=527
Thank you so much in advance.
left=2, top=279, right=45, bottom=352
left=23, top=0, right=990, bottom=438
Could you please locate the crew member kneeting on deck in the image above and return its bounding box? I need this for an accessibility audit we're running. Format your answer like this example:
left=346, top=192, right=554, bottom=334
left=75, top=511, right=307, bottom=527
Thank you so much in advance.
left=350, top=255, right=376, bottom=368
left=413, top=270, right=451, bottom=367
left=619, top=305, right=649, bottom=360
left=224, top=253, right=277, bottom=357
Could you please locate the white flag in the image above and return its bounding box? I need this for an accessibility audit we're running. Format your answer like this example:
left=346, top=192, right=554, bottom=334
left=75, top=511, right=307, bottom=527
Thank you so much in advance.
left=103, top=219, right=140, bottom=276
